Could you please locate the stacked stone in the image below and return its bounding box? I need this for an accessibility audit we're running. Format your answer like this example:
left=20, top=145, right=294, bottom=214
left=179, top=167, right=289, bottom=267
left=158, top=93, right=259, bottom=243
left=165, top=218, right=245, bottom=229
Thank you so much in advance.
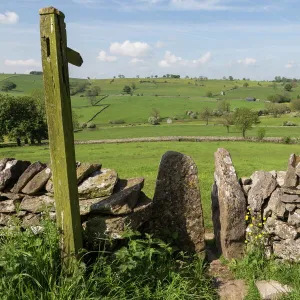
left=239, top=154, right=300, bottom=261
left=0, top=158, right=152, bottom=248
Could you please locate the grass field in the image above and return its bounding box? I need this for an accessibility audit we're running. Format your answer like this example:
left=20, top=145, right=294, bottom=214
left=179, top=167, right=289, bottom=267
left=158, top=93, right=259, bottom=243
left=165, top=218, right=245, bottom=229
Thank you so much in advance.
left=1, top=141, right=297, bottom=228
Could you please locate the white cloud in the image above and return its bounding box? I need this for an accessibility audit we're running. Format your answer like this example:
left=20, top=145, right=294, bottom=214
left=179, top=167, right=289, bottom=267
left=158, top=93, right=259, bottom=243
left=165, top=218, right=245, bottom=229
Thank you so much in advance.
left=110, top=40, right=151, bottom=57
left=159, top=50, right=211, bottom=68
left=129, top=58, right=145, bottom=64
left=4, top=59, right=40, bottom=67
left=285, top=61, right=297, bottom=68
left=237, top=57, right=257, bottom=66
left=155, top=41, right=165, bottom=48
left=0, top=11, right=19, bottom=24
left=170, top=0, right=228, bottom=11
left=97, top=50, right=117, bottom=62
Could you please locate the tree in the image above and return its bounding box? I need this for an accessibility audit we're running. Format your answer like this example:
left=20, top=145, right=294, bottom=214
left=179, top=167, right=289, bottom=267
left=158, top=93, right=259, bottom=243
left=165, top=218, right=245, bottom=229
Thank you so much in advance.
left=217, top=100, right=231, bottom=114
left=86, top=86, right=101, bottom=106
left=131, top=83, right=136, bottom=90
left=0, top=94, right=48, bottom=145
left=200, top=107, right=212, bottom=125
left=123, top=85, right=132, bottom=94
left=206, top=91, right=213, bottom=98
left=1, top=81, right=17, bottom=92
left=221, top=112, right=234, bottom=133
left=229, top=76, right=234, bottom=81
left=151, top=108, right=160, bottom=120
left=243, top=82, right=249, bottom=88
left=291, top=99, right=300, bottom=111
left=284, top=83, right=293, bottom=92
left=233, top=108, right=259, bottom=138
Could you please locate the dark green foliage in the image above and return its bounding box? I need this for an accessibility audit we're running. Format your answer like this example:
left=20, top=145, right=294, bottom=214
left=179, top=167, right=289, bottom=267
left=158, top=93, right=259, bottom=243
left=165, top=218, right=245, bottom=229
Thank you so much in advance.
left=284, top=83, right=293, bottom=92
left=243, top=82, right=249, bottom=88
left=283, top=136, right=292, bottom=144
left=123, top=85, right=132, bottom=94
left=1, top=81, right=17, bottom=92
left=109, top=120, right=126, bottom=124
left=291, top=99, right=300, bottom=111
left=0, top=222, right=216, bottom=299
left=267, top=94, right=291, bottom=103
left=257, top=128, right=266, bottom=140
left=29, top=71, right=43, bottom=75
left=0, top=94, right=48, bottom=144
left=87, top=122, right=96, bottom=129
left=70, top=81, right=90, bottom=96
left=233, top=108, right=260, bottom=138
left=206, top=91, right=213, bottom=98
left=131, top=83, right=136, bottom=90
left=200, top=107, right=212, bottom=125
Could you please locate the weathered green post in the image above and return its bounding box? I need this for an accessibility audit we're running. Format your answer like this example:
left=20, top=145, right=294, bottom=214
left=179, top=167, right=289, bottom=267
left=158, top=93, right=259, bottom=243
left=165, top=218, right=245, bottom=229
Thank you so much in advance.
left=39, top=7, right=83, bottom=268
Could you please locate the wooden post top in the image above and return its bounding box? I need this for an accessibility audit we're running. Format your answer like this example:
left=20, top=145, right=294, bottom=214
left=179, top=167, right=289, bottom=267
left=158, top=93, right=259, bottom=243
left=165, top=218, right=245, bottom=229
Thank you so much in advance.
left=39, top=7, right=65, bottom=17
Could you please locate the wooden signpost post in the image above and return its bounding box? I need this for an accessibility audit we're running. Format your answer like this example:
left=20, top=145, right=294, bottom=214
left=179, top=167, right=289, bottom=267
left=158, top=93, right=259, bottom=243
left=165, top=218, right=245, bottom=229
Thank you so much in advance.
left=39, top=7, right=83, bottom=268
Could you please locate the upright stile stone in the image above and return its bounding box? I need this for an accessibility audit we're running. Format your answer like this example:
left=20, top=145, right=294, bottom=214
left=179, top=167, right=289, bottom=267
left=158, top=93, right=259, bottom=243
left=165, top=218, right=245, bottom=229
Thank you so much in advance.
left=212, top=148, right=246, bottom=259
left=150, top=151, right=205, bottom=253
left=39, top=7, right=84, bottom=268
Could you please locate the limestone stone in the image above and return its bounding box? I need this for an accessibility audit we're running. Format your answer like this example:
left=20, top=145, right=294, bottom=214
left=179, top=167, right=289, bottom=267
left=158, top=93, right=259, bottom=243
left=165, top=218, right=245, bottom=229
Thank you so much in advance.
left=256, top=280, right=292, bottom=300
left=0, top=192, right=24, bottom=201
left=0, top=213, right=13, bottom=225
left=0, top=200, right=18, bottom=213
left=11, top=162, right=46, bottom=193
left=90, top=180, right=144, bottom=215
left=79, top=198, right=105, bottom=216
left=86, top=193, right=152, bottom=246
left=113, top=177, right=144, bottom=193
left=269, top=170, right=277, bottom=179
left=295, top=162, right=300, bottom=177
left=22, top=167, right=52, bottom=195
left=240, top=177, right=252, bottom=185
left=149, top=151, right=205, bottom=253
left=45, top=177, right=53, bottom=194
left=76, top=163, right=102, bottom=184
left=276, top=171, right=286, bottom=187
left=284, top=153, right=300, bottom=188
left=281, top=187, right=300, bottom=196
left=217, top=279, right=248, bottom=300
left=242, top=185, right=251, bottom=196
left=19, top=195, right=55, bottom=213
left=248, top=171, right=277, bottom=212
left=0, top=160, right=31, bottom=191
left=212, top=148, right=246, bottom=260
left=285, top=203, right=297, bottom=212
left=0, top=158, right=13, bottom=172
left=265, top=217, right=298, bottom=240
left=78, top=169, right=118, bottom=199
left=288, top=209, right=300, bottom=227
left=273, top=239, right=300, bottom=261
left=263, top=188, right=286, bottom=219
left=22, top=214, right=41, bottom=227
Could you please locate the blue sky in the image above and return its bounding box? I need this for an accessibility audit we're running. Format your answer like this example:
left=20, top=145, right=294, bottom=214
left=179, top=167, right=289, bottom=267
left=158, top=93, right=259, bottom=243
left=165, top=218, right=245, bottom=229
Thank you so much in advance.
left=1, top=0, right=300, bottom=80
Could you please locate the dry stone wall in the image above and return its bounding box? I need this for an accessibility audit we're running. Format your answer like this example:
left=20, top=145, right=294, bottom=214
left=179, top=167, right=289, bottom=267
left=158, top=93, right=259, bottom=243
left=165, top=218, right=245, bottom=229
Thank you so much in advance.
left=0, top=158, right=152, bottom=249
left=215, top=150, right=300, bottom=262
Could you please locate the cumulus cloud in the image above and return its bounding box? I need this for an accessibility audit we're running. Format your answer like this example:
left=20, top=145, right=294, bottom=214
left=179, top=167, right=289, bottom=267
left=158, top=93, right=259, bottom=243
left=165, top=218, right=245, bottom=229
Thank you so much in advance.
left=110, top=40, right=151, bottom=57
left=158, top=51, right=211, bottom=68
left=0, top=11, right=19, bottom=24
left=155, top=41, right=165, bottom=48
left=285, top=61, right=297, bottom=69
left=237, top=57, right=256, bottom=66
left=97, top=50, right=117, bottom=62
left=4, top=59, right=40, bottom=67
left=129, top=58, right=145, bottom=64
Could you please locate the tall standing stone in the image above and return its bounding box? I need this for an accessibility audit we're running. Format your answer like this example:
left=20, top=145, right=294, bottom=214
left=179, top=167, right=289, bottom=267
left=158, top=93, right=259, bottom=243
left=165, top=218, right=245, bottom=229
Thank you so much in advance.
left=284, top=154, right=300, bottom=188
left=149, top=151, right=205, bottom=253
left=212, top=148, right=246, bottom=259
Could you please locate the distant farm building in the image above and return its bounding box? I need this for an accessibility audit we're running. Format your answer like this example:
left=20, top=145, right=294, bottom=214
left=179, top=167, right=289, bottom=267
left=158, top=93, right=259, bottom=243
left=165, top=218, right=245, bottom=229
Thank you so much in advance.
left=220, top=91, right=225, bottom=96
left=246, top=97, right=256, bottom=102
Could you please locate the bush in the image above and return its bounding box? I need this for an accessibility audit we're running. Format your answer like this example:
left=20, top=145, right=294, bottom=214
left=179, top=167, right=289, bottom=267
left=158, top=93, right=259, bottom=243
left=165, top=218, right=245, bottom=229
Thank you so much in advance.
left=80, top=123, right=87, bottom=129
left=123, top=85, right=132, bottom=94
left=283, top=121, right=297, bottom=126
left=109, top=120, right=125, bottom=125
left=283, top=136, right=292, bottom=144
left=257, top=128, right=266, bottom=140
left=148, top=116, right=159, bottom=125
left=267, top=94, right=291, bottom=103
left=206, top=91, right=213, bottom=97
left=284, top=83, right=293, bottom=92
left=1, top=81, right=17, bottom=92
left=87, top=122, right=96, bottom=129
left=190, top=112, right=197, bottom=119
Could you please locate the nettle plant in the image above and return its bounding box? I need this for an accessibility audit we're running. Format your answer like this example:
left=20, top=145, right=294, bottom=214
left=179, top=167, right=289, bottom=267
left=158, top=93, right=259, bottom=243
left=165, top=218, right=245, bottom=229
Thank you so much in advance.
left=245, top=208, right=269, bottom=250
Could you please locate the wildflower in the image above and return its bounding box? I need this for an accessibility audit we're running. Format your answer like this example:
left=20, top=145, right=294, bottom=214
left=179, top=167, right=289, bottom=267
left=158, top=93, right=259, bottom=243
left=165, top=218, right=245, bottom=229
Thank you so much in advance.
left=258, top=223, right=262, bottom=227
left=250, top=224, right=254, bottom=227
left=263, top=217, right=267, bottom=221
left=246, top=227, right=252, bottom=232
left=245, top=240, right=248, bottom=244
left=258, top=234, right=262, bottom=238
left=245, top=216, right=249, bottom=221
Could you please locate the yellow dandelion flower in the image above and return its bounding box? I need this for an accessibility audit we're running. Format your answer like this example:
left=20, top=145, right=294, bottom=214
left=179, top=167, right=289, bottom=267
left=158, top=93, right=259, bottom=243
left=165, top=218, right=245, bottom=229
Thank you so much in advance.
left=263, top=217, right=267, bottom=221
left=258, top=223, right=262, bottom=227
left=248, top=232, right=252, bottom=235
left=245, top=216, right=249, bottom=221
left=245, top=241, right=248, bottom=244
left=252, top=217, right=255, bottom=220
left=250, top=224, right=254, bottom=227
left=258, top=234, right=262, bottom=238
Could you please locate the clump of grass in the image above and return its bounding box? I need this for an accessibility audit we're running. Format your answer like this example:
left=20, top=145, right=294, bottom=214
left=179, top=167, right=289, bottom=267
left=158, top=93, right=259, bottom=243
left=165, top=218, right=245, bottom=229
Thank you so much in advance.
left=0, top=220, right=217, bottom=299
